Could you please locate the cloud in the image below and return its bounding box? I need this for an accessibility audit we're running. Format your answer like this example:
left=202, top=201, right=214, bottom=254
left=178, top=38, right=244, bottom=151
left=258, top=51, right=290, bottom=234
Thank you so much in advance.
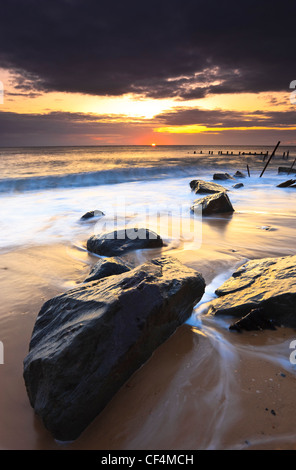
left=0, top=0, right=295, bottom=99
left=1, top=107, right=296, bottom=147
left=0, top=110, right=155, bottom=146
left=156, top=107, right=296, bottom=129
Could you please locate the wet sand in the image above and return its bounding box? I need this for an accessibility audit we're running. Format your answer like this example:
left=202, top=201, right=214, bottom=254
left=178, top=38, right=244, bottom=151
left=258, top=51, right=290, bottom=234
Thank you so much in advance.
left=0, top=210, right=296, bottom=450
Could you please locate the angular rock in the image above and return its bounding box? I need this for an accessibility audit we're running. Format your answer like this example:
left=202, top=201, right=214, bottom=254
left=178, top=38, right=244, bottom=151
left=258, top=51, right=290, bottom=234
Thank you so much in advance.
left=189, top=179, right=227, bottom=194
left=207, top=255, right=296, bottom=331
left=87, top=228, right=163, bottom=257
left=23, top=256, right=205, bottom=441
left=213, top=173, right=234, bottom=180
left=232, top=183, right=244, bottom=189
left=84, top=257, right=133, bottom=282
left=191, top=191, right=234, bottom=216
left=80, top=210, right=105, bottom=220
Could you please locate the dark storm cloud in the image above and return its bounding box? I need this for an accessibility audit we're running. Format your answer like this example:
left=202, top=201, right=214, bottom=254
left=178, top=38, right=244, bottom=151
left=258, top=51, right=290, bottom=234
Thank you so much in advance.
left=0, top=0, right=295, bottom=99
left=156, top=107, right=296, bottom=128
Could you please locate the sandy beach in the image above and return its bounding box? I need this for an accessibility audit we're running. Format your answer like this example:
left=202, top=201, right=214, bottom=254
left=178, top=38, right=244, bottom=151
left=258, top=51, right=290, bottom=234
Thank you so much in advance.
left=1, top=203, right=296, bottom=450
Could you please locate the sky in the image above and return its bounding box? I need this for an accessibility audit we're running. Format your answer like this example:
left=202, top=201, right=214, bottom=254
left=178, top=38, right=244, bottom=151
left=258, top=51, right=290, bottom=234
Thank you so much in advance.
left=0, top=0, right=296, bottom=147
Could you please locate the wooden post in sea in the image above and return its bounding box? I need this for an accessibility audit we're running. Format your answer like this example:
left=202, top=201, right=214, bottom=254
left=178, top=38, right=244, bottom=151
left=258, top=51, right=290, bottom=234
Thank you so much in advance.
left=259, top=141, right=281, bottom=178
left=247, top=164, right=250, bottom=177
left=288, top=158, right=296, bottom=175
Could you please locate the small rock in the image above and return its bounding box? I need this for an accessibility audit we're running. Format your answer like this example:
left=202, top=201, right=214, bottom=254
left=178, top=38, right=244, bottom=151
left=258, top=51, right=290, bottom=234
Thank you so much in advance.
left=213, top=173, right=234, bottom=180
left=256, top=225, right=276, bottom=231
left=232, top=183, right=244, bottom=189
left=80, top=210, right=105, bottom=220
left=234, top=171, right=246, bottom=178
left=84, top=257, right=133, bottom=282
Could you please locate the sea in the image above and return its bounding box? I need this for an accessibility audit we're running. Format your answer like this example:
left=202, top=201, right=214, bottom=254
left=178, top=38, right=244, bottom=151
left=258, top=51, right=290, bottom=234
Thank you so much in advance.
left=0, top=144, right=295, bottom=252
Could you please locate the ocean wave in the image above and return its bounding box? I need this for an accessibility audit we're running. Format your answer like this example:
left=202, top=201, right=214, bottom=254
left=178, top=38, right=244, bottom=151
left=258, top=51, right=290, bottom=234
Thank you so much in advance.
left=0, top=165, right=202, bottom=194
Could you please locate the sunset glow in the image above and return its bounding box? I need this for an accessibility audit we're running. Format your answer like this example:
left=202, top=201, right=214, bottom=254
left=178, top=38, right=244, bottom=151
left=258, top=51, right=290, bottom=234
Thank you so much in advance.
left=155, top=124, right=296, bottom=134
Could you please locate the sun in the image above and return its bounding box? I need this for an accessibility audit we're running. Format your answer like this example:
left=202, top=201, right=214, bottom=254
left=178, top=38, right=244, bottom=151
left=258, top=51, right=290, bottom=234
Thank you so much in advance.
left=151, top=143, right=156, bottom=147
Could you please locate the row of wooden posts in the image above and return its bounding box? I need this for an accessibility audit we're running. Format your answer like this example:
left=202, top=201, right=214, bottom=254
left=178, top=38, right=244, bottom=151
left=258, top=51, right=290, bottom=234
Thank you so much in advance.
left=194, top=149, right=290, bottom=159
left=194, top=141, right=295, bottom=178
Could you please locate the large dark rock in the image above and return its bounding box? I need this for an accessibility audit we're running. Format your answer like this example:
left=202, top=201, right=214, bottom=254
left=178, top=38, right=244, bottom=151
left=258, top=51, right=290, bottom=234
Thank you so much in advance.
left=189, top=179, right=227, bottom=194
left=23, top=256, right=206, bottom=441
left=84, top=257, right=133, bottom=282
left=207, top=255, right=296, bottom=331
left=87, top=228, right=163, bottom=256
left=190, top=191, right=234, bottom=216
